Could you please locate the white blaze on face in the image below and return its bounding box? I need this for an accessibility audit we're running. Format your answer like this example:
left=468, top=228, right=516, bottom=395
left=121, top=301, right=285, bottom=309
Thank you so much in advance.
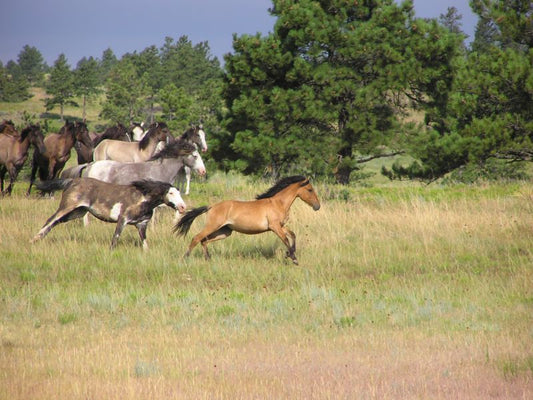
left=132, top=125, right=144, bottom=141
left=197, top=128, right=208, bottom=152
left=166, top=187, right=186, bottom=213
left=110, top=203, right=122, bottom=221
left=186, top=150, right=206, bottom=176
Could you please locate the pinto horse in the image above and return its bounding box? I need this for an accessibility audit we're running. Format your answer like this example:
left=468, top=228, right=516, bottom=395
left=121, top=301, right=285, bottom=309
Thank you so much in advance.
left=27, top=121, right=93, bottom=195
left=31, top=178, right=186, bottom=250
left=93, top=122, right=170, bottom=162
left=0, top=124, right=46, bottom=195
left=174, top=175, right=320, bottom=264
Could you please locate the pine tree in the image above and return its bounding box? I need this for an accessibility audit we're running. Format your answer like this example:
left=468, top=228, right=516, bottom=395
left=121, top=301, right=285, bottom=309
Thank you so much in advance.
left=45, top=54, right=75, bottom=121
left=74, top=57, right=101, bottom=122
left=17, top=45, right=46, bottom=86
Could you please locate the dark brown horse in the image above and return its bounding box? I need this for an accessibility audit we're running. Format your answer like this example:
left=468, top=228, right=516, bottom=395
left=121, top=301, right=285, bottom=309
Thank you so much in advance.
left=91, top=123, right=132, bottom=146
left=72, top=122, right=93, bottom=164
left=0, top=124, right=46, bottom=195
left=32, top=178, right=186, bottom=250
left=27, top=121, right=92, bottom=195
left=174, top=176, right=320, bottom=264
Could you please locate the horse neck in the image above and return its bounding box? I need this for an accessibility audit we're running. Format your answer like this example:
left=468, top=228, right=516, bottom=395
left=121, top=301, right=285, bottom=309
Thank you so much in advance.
left=272, top=184, right=301, bottom=212
left=157, top=157, right=184, bottom=181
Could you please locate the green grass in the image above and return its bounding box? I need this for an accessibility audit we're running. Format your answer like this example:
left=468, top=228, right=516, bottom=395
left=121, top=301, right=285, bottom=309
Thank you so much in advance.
left=1, top=174, right=532, bottom=398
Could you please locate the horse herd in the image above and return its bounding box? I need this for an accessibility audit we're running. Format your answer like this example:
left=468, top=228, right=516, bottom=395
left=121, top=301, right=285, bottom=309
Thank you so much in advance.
left=1, top=119, right=321, bottom=263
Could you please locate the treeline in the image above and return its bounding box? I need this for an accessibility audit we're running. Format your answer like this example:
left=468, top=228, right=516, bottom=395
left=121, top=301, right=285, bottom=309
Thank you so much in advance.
left=1, top=0, right=532, bottom=184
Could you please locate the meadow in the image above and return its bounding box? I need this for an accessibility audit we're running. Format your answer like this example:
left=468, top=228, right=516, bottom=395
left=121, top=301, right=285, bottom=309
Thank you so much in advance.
left=0, top=173, right=532, bottom=399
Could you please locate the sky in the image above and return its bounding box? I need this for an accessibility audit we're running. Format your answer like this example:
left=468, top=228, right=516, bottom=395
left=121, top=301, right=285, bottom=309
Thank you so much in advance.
left=1, top=0, right=477, bottom=68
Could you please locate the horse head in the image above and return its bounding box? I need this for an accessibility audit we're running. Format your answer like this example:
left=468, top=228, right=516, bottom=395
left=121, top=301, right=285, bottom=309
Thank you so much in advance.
left=23, top=124, right=46, bottom=154
left=0, top=120, right=18, bottom=136
left=74, top=121, right=93, bottom=147
left=297, top=178, right=321, bottom=211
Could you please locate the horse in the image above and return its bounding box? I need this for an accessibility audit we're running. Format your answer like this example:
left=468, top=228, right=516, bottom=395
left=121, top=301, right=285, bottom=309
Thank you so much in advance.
left=91, top=123, right=132, bottom=146
left=0, top=124, right=46, bottom=195
left=176, top=123, right=208, bottom=195
left=82, top=140, right=206, bottom=185
left=174, top=175, right=320, bottom=264
left=72, top=122, right=93, bottom=164
left=27, top=121, right=93, bottom=195
left=130, top=122, right=146, bottom=141
left=0, top=120, right=19, bottom=137
left=31, top=178, right=186, bottom=250
left=92, top=122, right=171, bottom=162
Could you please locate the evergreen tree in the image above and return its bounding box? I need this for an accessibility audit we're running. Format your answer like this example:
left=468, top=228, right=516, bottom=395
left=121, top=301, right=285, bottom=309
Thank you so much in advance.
left=0, top=61, right=31, bottom=102
left=100, top=59, right=146, bottom=124
left=99, top=48, right=118, bottom=84
left=45, top=54, right=75, bottom=121
left=74, top=57, right=101, bottom=122
left=222, top=0, right=458, bottom=182
left=386, top=0, right=533, bottom=181
left=17, top=45, right=46, bottom=86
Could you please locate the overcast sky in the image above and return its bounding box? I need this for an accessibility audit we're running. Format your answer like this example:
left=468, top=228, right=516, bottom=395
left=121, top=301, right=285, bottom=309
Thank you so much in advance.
left=1, top=0, right=477, bottom=67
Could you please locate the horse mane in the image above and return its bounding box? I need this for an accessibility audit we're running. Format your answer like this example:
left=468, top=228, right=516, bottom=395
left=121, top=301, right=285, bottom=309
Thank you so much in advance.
left=19, top=125, right=38, bottom=141
left=131, top=180, right=172, bottom=197
left=256, top=176, right=308, bottom=199
left=140, top=122, right=168, bottom=150
left=0, top=120, right=16, bottom=134
left=149, top=140, right=196, bottom=160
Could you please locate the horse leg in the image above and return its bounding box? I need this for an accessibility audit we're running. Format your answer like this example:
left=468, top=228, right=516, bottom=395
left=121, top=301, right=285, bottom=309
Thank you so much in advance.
left=199, top=226, right=233, bottom=259
left=269, top=223, right=298, bottom=265
left=27, top=161, right=38, bottom=196
left=285, top=227, right=296, bottom=255
left=6, top=165, right=20, bottom=195
left=110, top=217, right=127, bottom=249
left=185, top=166, right=191, bottom=195
left=0, top=166, right=6, bottom=194
left=185, top=224, right=230, bottom=259
left=136, top=220, right=149, bottom=251
left=31, top=205, right=84, bottom=243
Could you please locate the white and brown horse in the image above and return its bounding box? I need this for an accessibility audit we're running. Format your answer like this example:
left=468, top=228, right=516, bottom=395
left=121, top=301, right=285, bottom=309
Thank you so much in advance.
left=32, top=178, right=186, bottom=250
left=92, top=122, right=170, bottom=162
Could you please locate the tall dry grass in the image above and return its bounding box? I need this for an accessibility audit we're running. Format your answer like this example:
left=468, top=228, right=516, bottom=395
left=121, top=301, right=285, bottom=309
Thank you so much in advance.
left=1, top=177, right=532, bottom=399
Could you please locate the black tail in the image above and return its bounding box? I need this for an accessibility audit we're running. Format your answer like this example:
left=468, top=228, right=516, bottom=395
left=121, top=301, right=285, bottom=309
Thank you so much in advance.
left=173, top=206, right=209, bottom=237
left=36, top=179, right=73, bottom=195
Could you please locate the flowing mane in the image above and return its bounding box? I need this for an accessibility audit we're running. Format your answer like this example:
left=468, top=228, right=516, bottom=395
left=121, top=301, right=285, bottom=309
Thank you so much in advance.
left=131, top=180, right=173, bottom=196
left=149, top=140, right=196, bottom=160
left=256, top=175, right=308, bottom=200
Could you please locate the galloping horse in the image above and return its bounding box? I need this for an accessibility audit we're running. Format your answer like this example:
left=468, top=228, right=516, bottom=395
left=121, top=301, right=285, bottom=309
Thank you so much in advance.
left=83, top=140, right=205, bottom=185
left=0, top=124, right=46, bottom=195
left=27, top=121, right=93, bottom=195
left=93, top=122, right=170, bottom=162
left=176, top=124, right=208, bottom=195
left=174, top=176, right=320, bottom=264
left=32, top=178, right=186, bottom=250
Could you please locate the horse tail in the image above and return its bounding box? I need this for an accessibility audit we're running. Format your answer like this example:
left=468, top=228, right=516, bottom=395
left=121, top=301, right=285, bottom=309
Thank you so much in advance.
left=173, top=206, right=209, bottom=237
left=36, top=179, right=73, bottom=195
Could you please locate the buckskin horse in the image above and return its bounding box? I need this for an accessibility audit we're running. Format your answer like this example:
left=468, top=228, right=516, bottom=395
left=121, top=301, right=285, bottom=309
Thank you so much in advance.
left=174, top=175, right=320, bottom=264
left=0, top=124, right=46, bottom=195
left=31, top=178, right=186, bottom=250
left=92, top=121, right=171, bottom=162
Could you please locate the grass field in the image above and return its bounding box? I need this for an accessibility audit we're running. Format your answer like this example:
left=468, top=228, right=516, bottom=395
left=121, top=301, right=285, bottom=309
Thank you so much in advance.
left=1, top=173, right=532, bottom=399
